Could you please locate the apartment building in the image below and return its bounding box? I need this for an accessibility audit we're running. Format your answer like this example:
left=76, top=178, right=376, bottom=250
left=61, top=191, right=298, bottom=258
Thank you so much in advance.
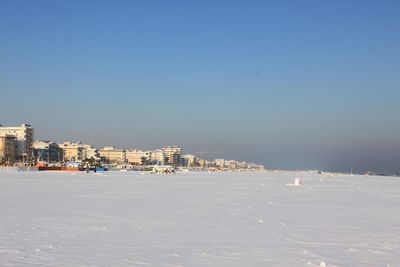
left=162, top=145, right=182, bottom=166
left=0, top=135, right=17, bottom=163
left=32, top=141, right=62, bottom=162
left=99, top=146, right=126, bottom=163
left=150, top=149, right=165, bottom=165
left=81, top=144, right=100, bottom=160
left=58, top=142, right=85, bottom=162
left=0, top=124, right=34, bottom=161
left=126, top=149, right=151, bottom=165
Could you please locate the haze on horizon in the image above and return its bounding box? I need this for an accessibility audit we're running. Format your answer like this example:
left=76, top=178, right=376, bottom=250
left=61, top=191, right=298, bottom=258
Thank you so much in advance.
left=1, top=1, right=399, bottom=174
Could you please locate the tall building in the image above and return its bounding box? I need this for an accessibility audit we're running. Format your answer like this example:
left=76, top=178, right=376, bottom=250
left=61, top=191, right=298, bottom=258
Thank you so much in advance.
left=150, top=149, right=165, bottom=165
left=0, top=135, right=17, bottom=163
left=0, top=124, right=34, bottom=162
left=162, top=145, right=182, bottom=166
left=33, top=141, right=62, bottom=162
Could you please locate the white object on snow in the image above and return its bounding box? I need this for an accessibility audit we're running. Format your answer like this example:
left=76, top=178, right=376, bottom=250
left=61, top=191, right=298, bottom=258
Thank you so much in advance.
left=287, top=177, right=302, bottom=186
left=320, top=261, right=327, bottom=267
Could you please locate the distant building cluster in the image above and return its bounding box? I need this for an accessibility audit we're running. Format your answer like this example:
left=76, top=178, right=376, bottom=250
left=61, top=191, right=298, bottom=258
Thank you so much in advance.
left=0, top=123, right=265, bottom=171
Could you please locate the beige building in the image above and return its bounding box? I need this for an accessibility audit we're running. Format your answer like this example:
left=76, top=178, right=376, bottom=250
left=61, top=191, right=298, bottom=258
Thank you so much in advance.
left=150, top=149, right=165, bottom=165
left=126, top=149, right=151, bottom=165
left=198, top=159, right=206, bottom=167
left=215, top=159, right=226, bottom=168
left=99, top=146, right=126, bottom=163
left=58, top=142, right=85, bottom=162
left=0, top=135, right=17, bottom=163
left=0, top=124, right=34, bottom=161
left=228, top=160, right=238, bottom=169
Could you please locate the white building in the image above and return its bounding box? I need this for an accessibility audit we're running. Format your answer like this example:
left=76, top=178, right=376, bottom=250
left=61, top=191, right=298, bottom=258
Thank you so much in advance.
left=247, top=163, right=266, bottom=170
left=182, top=154, right=197, bottom=167
left=81, top=144, right=100, bottom=160
left=0, top=124, right=34, bottom=162
left=151, top=149, right=165, bottom=165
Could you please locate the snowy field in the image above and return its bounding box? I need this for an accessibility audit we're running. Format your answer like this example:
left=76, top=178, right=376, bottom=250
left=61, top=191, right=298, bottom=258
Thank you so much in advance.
left=0, top=171, right=399, bottom=267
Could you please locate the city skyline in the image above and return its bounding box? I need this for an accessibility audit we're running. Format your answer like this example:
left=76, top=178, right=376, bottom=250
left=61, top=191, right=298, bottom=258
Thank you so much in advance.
left=0, top=123, right=265, bottom=171
left=0, top=121, right=396, bottom=174
left=1, top=1, right=400, bottom=173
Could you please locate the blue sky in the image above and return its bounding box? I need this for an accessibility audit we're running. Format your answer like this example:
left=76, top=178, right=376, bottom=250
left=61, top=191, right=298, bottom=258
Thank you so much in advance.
left=1, top=0, right=400, bottom=173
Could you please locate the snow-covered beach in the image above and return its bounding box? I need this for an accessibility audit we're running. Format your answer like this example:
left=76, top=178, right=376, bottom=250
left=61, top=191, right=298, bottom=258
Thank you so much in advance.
left=0, top=171, right=399, bottom=266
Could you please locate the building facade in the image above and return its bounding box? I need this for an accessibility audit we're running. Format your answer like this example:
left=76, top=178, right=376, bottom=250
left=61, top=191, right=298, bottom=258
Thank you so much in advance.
left=162, top=145, right=182, bottom=166
left=150, top=149, right=165, bottom=165
left=32, top=141, right=62, bottom=162
left=215, top=159, right=226, bottom=168
left=81, top=144, right=100, bottom=160
left=0, top=135, right=17, bottom=163
left=0, top=124, right=34, bottom=162
left=98, top=146, right=126, bottom=163
left=58, top=142, right=85, bottom=162
left=126, top=149, right=151, bottom=165
left=181, top=154, right=197, bottom=167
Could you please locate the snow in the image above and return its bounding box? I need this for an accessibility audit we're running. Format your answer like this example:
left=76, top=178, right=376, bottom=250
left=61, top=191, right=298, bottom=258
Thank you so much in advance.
left=0, top=170, right=399, bottom=266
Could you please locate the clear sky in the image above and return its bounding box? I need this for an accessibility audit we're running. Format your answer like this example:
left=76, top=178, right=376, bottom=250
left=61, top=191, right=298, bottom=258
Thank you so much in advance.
left=1, top=0, right=400, bottom=173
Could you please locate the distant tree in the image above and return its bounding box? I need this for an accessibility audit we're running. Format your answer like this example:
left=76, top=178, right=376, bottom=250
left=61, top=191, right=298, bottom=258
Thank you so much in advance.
left=82, top=157, right=101, bottom=172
